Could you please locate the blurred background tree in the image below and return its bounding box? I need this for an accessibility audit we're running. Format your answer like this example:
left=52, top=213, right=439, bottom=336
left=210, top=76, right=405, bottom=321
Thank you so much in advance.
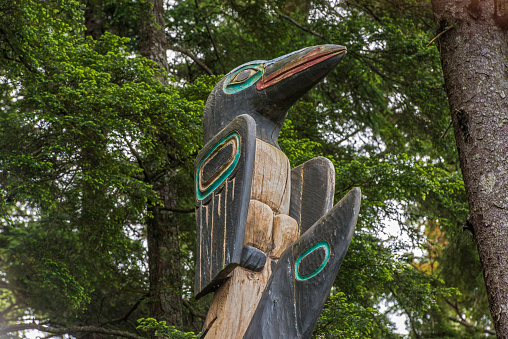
left=0, top=0, right=494, bottom=338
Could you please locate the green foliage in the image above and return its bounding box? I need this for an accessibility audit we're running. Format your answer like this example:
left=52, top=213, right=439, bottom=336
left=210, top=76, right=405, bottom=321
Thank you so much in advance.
left=0, top=0, right=204, bottom=331
left=315, top=291, right=378, bottom=338
left=137, top=318, right=200, bottom=338
left=9, top=241, right=91, bottom=311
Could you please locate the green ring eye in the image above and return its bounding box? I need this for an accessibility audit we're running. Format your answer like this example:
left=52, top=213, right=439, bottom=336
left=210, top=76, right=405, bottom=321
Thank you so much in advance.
left=295, top=241, right=330, bottom=281
left=230, top=68, right=258, bottom=85
left=223, top=64, right=263, bottom=94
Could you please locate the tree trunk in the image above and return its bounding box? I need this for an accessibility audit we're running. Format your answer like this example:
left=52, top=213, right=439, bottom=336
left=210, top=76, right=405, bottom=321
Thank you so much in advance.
left=139, top=0, right=169, bottom=75
left=138, top=0, right=184, bottom=327
left=147, top=187, right=183, bottom=328
left=431, top=0, right=508, bottom=337
left=84, top=0, right=104, bottom=41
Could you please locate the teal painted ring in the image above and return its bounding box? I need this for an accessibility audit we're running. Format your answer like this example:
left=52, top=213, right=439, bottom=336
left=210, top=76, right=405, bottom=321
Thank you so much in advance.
left=295, top=240, right=330, bottom=281
left=196, top=132, right=241, bottom=201
left=223, top=64, right=263, bottom=94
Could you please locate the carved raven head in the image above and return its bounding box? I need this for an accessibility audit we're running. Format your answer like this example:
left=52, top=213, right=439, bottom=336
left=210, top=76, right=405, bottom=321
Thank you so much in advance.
left=203, top=45, right=346, bottom=148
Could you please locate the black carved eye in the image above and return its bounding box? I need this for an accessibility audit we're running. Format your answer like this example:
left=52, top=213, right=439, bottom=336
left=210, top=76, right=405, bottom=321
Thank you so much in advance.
left=229, top=68, right=258, bottom=85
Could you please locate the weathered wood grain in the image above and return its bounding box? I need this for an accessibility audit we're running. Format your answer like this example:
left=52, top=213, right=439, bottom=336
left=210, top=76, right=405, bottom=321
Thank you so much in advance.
left=202, top=140, right=297, bottom=338
left=250, top=139, right=291, bottom=214
left=271, top=214, right=298, bottom=259
left=202, top=261, right=273, bottom=339
left=244, top=200, right=273, bottom=252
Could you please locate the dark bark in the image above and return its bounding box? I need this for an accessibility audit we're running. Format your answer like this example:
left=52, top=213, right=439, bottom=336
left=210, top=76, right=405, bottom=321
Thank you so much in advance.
left=139, top=0, right=169, bottom=75
left=431, top=0, right=508, bottom=337
left=147, top=188, right=183, bottom=328
left=84, top=0, right=104, bottom=40
left=138, top=0, right=184, bottom=328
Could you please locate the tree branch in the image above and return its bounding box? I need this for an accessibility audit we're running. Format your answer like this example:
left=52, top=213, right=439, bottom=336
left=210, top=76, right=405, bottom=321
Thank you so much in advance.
left=1, top=34, right=38, bottom=73
left=100, top=294, right=149, bottom=326
left=0, top=303, right=17, bottom=318
left=388, top=286, right=422, bottom=339
left=278, top=12, right=324, bottom=39
left=0, top=323, right=147, bottom=339
left=157, top=206, right=195, bottom=213
left=47, top=170, right=77, bottom=240
left=0, top=280, right=25, bottom=291
left=448, top=316, right=496, bottom=335
left=168, top=45, right=214, bottom=75
left=123, top=134, right=152, bottom=181
left=182, top=299, right=206, bottom=319
left=440, top=120, right=453, bottom=139
left=194, top=0, right=224, bottom=72
left=349, top=50, right=408, bottom=87
left=334, top=127, right=362, bottom=145
left=426, top=25, right=455, bottom=47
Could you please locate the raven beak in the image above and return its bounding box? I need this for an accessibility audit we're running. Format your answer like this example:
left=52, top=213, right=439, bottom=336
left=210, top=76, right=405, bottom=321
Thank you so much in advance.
left=257, top=45, right=346, bottom=91
left=256, top=44, right=346, bottom=113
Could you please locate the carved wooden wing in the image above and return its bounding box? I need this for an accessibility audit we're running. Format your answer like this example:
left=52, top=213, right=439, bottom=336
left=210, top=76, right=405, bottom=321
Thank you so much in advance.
left=243, top=188, right=361, bottom=339
left=289, top=157, right=335, bottom=234
left=194, top=114, right=256, bottom=299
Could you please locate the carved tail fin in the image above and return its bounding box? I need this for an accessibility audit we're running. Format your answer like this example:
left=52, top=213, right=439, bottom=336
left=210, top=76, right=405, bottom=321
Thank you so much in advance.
left=242, top=187, right=361, bottom=339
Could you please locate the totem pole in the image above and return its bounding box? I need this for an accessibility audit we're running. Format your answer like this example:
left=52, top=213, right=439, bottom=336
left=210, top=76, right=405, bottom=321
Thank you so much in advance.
left=194, top=45, right=361, bottom=338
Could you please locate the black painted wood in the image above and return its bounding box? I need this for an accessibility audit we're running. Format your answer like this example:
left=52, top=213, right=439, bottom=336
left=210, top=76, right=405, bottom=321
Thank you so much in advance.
left=202, top=45, right=346, bottom=148
left=240, top=246, right=267, bottom=272
left=243, top=188, right=361, bottom=339
left=211, top=185, right=225, bottom=286
left=297, top=247, right=326, bottom=278
left=201, top=143, right=235, bottom=184
left=289, top=156, right=335, bottom=234
left=194, top=114, right=256, bottom=299
left=195, top=45, right=358, bottom=338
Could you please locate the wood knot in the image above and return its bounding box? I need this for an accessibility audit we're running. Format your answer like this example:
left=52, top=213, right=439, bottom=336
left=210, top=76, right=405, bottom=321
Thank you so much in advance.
left=467, top=0, right=481, bottom=19
left=463, top=219, right=474, bottom=234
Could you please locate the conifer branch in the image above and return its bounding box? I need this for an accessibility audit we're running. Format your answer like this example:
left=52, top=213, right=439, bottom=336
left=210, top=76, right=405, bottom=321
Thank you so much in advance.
left=426, top=25, right=454, bottom=47
left=448, top=317, right=496, bottom=335
left=168, top=45, right=214, bottom=75
left=0, top=323, right=147, bottom=339
left=183, top=299, right=206, bottom=319
left=278, top=12, right=325, bottom=39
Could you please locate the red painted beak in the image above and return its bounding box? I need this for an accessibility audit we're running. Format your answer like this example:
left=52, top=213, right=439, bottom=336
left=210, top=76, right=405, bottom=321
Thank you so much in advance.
left=256, top=45, right=346, bottom=90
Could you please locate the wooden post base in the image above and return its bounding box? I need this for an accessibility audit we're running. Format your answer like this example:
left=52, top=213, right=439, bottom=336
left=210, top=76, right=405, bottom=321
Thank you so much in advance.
left=201, top=260, right=273, bottom=339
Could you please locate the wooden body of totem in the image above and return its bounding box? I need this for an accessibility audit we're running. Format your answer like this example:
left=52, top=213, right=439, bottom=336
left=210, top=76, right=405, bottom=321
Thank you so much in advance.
left=194, top=45, right=361, bottom=339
